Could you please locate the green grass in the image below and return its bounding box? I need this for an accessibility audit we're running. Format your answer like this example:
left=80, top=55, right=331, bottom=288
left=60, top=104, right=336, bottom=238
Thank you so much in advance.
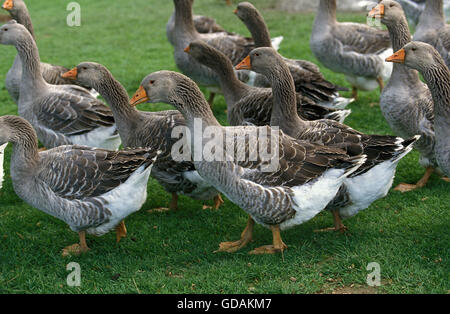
left=0, top=0, right=448, bottom=294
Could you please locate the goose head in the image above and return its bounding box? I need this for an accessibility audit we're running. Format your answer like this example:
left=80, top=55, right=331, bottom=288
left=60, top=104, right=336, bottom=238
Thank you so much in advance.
left=2, top=0, right=25, bottom=17
left=235, top=47, right=283, bottom=77
left=368, top=0, right=405, bottom=27
left=129, top=71, right=181, bottom=107
left=234, top=2, right=259, bottom=23
left=0, top=115, right=33, bottom=146
left=184, top=40, right=224, bottom=66
left=0, top=20, right=28, bottom=46
left=386, top=41, right=441, bottom=72
left=62, top=62, right=108, bottom=87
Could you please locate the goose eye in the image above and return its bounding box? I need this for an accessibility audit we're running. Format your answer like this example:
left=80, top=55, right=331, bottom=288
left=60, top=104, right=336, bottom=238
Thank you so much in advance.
left=4, top=28, right=8, bottom=31
left=411, top=48, right=416, bottom=51
left=254, top=53, right=260, bottom=57
left=149, top=80, right=155, bottom=85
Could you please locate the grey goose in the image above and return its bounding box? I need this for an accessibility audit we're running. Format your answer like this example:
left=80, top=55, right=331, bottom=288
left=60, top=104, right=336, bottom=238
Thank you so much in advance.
left=131, top=70, right=367, bottom=254
left=240, top=47, right=419, bottom=232
left=0, top=115, right=160, bottom=255
left=387, top=42, right=450, bottom=178
left=0, top=21, right=121, bottom=150
left=1, top=0, right=97, bottom=103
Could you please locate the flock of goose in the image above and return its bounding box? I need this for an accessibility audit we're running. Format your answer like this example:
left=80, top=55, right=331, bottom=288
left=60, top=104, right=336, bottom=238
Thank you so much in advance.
left=0, top=0, right=448, bottom=256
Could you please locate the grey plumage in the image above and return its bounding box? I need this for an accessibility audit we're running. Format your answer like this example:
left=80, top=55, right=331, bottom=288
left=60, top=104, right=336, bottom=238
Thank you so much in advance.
left=310, top=0, right=393, bottom=92
left=395, top=42, right=450, bottom=176
left=413, top=0, right=450, bottom=67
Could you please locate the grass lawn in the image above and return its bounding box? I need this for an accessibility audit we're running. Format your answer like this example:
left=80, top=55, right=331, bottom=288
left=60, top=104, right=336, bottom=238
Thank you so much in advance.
left=0, top=0, right=448, bottom=294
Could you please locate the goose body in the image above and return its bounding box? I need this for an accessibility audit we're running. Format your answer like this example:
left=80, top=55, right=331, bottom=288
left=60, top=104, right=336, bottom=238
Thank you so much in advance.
left=244, top=47, right=418, bottom=230
left=185, top=40, right=351, bottom=126
left=0, top=21, right=120, bottom=150
left=369, top=1, right=437, bottom=192
left=1, top=0, right=97, bottom=103
left=131, top=70, right=367, bottom=254
left=65, top=62, right=221, bottom=210
left=310, top=0, right=393, bottom=97
left=413, top=0, right=450, bottom=67
left=0, top=115, right=160, bottom=254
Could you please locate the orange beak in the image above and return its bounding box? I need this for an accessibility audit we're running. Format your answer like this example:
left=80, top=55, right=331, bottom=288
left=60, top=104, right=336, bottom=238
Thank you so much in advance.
left=235, top=55, right=251, bottom=70
left=184, top=45, right=190, bottom=53
left=386, top=49, right=405, bottom=63
left=233, top=8, right=238, bottom=14
left=129, top=85, right=149, bottom=106
left=368, top=4, right=384, bottom=18
left=2, top=0, right=13, bottom=10
left=61, top=67, right=78, bottom=80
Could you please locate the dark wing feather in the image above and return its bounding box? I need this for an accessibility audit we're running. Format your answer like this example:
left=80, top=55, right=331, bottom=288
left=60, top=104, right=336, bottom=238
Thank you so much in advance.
left=37, top=146, right=158, bottom=199
left=34, top=91, right=115, bottom=137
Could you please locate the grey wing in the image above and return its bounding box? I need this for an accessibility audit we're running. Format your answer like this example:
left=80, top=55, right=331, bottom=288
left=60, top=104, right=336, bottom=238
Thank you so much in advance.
left=193, top=15, right=226, bottom=33
left=34, top=91, right=115, bottom=137
left=37, top=145, right=157, bottom=199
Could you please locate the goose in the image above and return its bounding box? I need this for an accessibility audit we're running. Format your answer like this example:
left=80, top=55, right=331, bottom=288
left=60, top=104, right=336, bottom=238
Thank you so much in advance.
left=0, top=21, right=120, bottom=150
left=185, top=40, right=351, bottom=126
left=0, top=115, right=160, bottom=255
left=130, top=70, right=367, bottom=254
left=236, top=47, right=419, bottom=232
left=310, top=0, right=393, bottom=99
left=387, top=42, right=450, bottom=178
left=413, top=0, right=450, bottom=67
left=1, top=0, right=97, bottom=102
left=167, top=0, right=282, bottom=106
left=234, top=1, right=354, bottom=109
left=63, top=62, right=223, bottom=211
left=0, top=143, right=6, bottom=190
left=369, top=0, right=437, bottom=192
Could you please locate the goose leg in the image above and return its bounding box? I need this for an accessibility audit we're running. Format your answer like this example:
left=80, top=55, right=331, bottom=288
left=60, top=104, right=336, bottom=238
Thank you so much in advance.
left=215, top=216, right=254, bottom=253
left=207, top=92, right=216, bottom=107
left=394, top=167, right=434, bottom=192
left=38, top=147, right=47, bottom=152
left=351, top=86, right=358, bottom=100
left=314, top=209, right=348, bottom=233
left=62, top=231, right=90, bottom=256
left=115, top=221, right=127, bottom=243
left=202, top=194, right=224, bottom=210
left=376, top=77, right=384, bottom=91
left=249, top=224, right=287, bottom=254
left=148, top=192, right=178, bottom=212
